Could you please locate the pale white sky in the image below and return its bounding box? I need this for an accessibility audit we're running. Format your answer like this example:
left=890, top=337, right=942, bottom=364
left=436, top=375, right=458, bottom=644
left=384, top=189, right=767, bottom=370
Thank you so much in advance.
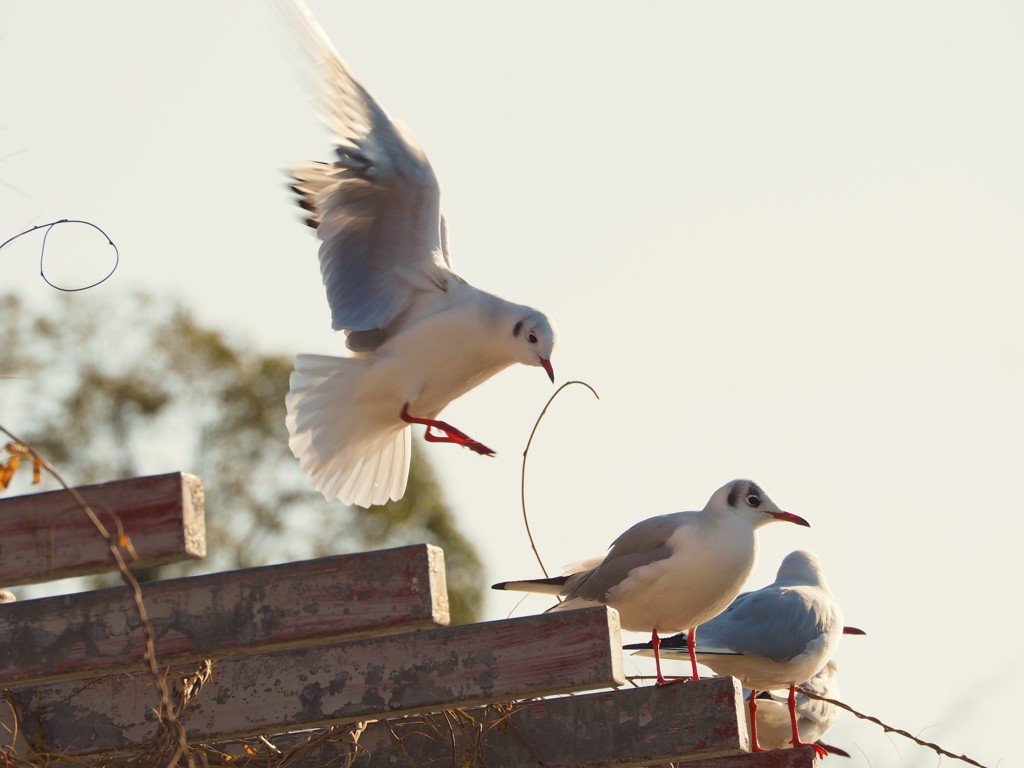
left=4, top=2, right=1023, bottom=765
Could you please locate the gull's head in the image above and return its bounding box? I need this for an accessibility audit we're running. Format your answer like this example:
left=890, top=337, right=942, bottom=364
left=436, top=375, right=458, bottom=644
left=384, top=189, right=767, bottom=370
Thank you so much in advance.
left=708, top=479, right=810, bottom=529
left=774, top=549, right=827, bottom=587
left=511, top=310, right=558, bottom=383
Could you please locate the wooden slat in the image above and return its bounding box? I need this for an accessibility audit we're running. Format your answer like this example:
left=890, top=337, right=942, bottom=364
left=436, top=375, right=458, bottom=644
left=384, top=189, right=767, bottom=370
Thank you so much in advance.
left=225, top=676, right=753, bottom=768
left=666, top=746, right=820, bottom=767
left=0, top=472, right=205, bottom=587
left=14, top=606, right=624, bottom=756
left=0, top=544, right=449, bottom=687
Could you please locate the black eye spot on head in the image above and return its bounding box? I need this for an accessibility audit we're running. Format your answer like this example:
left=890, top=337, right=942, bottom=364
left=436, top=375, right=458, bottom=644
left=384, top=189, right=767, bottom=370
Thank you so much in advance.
left=745, top=494, right=761, bottom=508
left=513, top=320, right=523, bottom=338
left=527, top=331, right=538, bottom=344
left=727, top=484, right=740, bottom=507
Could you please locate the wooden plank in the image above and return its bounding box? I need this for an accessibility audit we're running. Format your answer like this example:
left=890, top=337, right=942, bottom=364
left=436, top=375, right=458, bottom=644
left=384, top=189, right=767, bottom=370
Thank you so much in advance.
left=661, top=746, right=820, bottom=767
left=14, top=606, right=624, bottom=756
left=0, top=472, right=205, bottom=587
left=227, top=676, right=752, bottom=768
left=0, top=544, right=449, bottom=687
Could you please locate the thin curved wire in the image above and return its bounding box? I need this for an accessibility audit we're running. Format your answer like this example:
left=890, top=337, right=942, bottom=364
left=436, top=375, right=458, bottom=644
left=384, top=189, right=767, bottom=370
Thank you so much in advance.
left=520, top=380, right=599, bottom=578
left=1, top=218, right=119, bottom=291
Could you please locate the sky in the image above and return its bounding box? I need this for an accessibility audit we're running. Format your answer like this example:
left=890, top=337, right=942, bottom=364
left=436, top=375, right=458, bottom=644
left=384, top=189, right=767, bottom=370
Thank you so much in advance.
left=3, top=2, right=1023, bottom=765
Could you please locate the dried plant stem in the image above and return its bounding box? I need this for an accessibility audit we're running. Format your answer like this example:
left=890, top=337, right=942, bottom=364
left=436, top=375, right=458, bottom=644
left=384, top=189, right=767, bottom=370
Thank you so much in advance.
left=519, top=381, right=599, bottom=578
left=0, top=425, right=193, bottom=768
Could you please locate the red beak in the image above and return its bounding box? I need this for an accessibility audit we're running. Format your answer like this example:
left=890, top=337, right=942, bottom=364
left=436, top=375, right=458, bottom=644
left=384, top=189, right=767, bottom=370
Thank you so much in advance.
left=539, top=357, right=554, bottom=383
left=769, top=510, right=810, bottom=527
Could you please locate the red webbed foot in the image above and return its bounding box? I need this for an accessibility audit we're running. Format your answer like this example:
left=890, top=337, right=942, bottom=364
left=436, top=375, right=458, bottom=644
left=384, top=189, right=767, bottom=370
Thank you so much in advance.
left=799, top=742, right=829, bottom=759
left=425, top=427, right=495, bottom=455
left=401, top=404, right=495, bottom=456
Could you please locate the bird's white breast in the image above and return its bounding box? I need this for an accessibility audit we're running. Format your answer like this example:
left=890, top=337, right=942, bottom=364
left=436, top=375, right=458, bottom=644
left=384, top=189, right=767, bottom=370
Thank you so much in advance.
left=607, top=514, right=758, bottom=633
left=355, top=282, right=517, bottom=421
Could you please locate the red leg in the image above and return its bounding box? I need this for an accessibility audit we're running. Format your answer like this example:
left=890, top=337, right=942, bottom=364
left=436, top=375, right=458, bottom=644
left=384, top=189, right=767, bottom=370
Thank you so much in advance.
left=400, top=404, right=495, bottom=456
left=749, top=690, right=766, bottom=752
left=651, top=630, right=668, bottom=685
left=788, top=685, right=828, bottom=758
left=687, top=626, right=700, bottom=681
left=652, top=627, right=690, bottom=686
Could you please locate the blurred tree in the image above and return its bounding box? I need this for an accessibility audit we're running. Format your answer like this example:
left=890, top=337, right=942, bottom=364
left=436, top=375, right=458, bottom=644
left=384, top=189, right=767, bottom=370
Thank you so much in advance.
left=0, top=291, right=483, bottom=623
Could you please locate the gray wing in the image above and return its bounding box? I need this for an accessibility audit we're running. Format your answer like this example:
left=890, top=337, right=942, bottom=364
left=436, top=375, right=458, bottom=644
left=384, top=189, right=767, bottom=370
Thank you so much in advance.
left=565, top=513, right=687, bottom=602
left=286, top=1, right=450, bottom=337
left=698, top=587, right=831, bottom=661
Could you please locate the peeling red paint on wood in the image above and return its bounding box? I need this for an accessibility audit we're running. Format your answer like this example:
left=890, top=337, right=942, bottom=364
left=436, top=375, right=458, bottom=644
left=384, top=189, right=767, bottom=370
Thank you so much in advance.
left=14, top=606, right=624, bottom=756
left=0, top=544, right=448, bottom=687
left=0, top=473, right=811, bottom=766
left=204, top=677, right=749, bottom=768
left=0, top=472, right=205, bottom=587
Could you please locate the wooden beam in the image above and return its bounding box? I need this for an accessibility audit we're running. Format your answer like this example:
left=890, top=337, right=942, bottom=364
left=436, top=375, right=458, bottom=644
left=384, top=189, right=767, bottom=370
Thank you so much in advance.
left=218, top=676, right=753, bottom=767
left=660, top=746, right=820, bottom=767
left=0, top=472, right=205, bottom=587
left=14, top=606, right=624, bottom=756
left=0, top=544, right=449, bottom=687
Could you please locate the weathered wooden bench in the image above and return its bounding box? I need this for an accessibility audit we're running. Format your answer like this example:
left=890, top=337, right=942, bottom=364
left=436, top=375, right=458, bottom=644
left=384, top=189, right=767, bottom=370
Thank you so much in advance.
left=0, top=473, right=817, bottom=767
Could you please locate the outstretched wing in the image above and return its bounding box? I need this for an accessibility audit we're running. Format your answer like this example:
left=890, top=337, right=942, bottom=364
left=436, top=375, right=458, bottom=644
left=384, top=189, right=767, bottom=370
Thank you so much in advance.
left=285, top=0, right=451, bottom=338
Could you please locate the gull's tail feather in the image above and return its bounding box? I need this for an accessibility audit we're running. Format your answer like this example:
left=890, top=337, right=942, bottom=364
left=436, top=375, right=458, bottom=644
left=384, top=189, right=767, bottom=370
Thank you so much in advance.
left=491, top=575, right=568, bottom=595
left=286, top=354, right=410, bottom=508
left=624, top=632, right=693, bottom=657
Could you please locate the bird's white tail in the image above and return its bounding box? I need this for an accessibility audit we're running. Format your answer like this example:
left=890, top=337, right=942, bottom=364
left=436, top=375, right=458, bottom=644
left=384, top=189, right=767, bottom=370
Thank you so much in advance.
left=286, top=354, right=410, bottom=507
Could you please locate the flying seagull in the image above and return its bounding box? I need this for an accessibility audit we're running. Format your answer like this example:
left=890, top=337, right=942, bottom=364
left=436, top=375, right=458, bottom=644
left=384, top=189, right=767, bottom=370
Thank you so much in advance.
left=282, top=1, right=557, bottom=508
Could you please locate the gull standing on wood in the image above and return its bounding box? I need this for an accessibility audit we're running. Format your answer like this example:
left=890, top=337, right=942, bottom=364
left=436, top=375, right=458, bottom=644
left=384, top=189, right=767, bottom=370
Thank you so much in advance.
left=492, top=479, right=809, bottom=685
left=625, top=550, right=846, bottom=754
left=282, top=1, right=558, bottom=508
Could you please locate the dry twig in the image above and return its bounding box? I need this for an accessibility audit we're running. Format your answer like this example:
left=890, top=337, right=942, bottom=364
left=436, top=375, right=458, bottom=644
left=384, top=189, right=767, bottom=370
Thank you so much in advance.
left=0, top=425, right=192, bottom=768
left=519, top=381, right=599, bottom=578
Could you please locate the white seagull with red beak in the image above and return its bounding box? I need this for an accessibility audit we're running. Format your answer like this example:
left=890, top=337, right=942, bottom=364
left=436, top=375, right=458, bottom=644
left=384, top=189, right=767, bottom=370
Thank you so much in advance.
left=283, top=1, right=557, bottom=508
left=493, top=480, right=809, bottom=685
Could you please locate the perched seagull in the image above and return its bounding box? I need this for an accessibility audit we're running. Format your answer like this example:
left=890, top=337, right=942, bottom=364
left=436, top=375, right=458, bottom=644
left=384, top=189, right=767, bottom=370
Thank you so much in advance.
left=492, top=479, right=809, bottom=685
left=282, top=1, right=557, bottom=508
left=625, top=550, right=845, bottom=755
